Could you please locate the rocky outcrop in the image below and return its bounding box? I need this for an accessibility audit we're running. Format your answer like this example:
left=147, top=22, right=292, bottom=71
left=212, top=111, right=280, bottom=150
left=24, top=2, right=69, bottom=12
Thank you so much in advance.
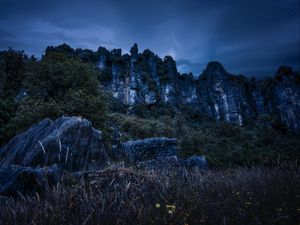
left=42, top=44, right=300, bottom=131
left=273, top=67, right=300, bottom=132
left=92, top=44, right=300, bottom=132
left=122, top=138, right=208, bottom=170
left=0, top=116, right=111, bottom=195
left=136, top=156, right=183, bottom=170
left=0, top=116, right=208, bottom=195
left=197, top=62, right=253, bottom=126
left=0, top=116, right=110, bottom=171
left=122, top=138, right=178, bottom=163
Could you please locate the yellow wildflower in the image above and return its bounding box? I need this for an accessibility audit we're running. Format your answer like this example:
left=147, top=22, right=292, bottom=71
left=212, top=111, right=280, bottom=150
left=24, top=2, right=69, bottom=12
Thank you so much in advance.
left=168, top=210, right=174, bottom=214
left=155, top=203, right=160, bottom=208
left=166, top=204, right=176, bottom=210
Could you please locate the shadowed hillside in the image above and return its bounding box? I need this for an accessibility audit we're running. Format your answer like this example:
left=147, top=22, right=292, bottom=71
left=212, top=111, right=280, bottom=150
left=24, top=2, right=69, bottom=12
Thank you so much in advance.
left=0, top=45, right=300, bottom=225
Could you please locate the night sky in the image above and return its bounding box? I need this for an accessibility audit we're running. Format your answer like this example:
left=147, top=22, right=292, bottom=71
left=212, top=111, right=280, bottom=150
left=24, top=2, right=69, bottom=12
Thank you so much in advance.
left=0, top=0, right=299, bottom=78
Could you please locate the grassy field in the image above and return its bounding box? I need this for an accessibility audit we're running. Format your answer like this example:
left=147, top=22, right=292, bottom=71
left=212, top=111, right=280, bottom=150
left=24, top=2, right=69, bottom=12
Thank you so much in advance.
left=0, top=164, right=299, bottom=225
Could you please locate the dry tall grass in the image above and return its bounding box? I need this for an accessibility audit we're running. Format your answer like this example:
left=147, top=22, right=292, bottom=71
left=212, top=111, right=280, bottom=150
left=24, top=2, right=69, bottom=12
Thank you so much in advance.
left=0, top=165, right=299, bottom=225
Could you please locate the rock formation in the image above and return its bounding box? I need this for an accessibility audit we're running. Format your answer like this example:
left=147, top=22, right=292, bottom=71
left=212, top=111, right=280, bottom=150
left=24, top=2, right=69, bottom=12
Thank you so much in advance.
left=43, top=44, right=300, bottom=132
left=87, top=44, right=300, bottom=132
left=0, top=116, right=110, bottom=171
left=0, top=116, right=206, bottom=195
left=122, top=138, right=178, bottom=163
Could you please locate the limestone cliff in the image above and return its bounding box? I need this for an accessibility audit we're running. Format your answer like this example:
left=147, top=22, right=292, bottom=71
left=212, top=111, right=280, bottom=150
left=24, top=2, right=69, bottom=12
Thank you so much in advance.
left=48, top=44, right=300, bottom=132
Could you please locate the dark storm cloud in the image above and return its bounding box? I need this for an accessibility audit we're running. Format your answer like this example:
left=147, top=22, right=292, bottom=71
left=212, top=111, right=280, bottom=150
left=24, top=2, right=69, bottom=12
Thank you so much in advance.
left=0, top=0, right=299, bottom=78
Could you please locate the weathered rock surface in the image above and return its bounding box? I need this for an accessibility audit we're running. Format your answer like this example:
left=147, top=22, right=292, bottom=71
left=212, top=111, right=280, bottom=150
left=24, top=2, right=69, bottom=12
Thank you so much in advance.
left=0, top=116, right=110, bottom=171
left=0, top=116, right=207, bottom=195
left=42, top=44, right=300, bottom=132
left=89, top=44, right=300, bottom=132
left=122, top=137, right=207, bottom=170
left=273, top=67, right=300, bottom=132
left=198, top=62, right=255, bottom=126
left=43, top=44, right=300, bottom=132
left=136, top=156, right=183, bottom=170
left=122, top=138, right=178, bottom=163
left=0, top=164, right=62, bottom=196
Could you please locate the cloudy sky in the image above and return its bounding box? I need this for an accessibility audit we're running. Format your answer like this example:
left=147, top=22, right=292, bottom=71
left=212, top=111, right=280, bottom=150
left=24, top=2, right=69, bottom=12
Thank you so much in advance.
left=0, top=0, right=299, bottom=77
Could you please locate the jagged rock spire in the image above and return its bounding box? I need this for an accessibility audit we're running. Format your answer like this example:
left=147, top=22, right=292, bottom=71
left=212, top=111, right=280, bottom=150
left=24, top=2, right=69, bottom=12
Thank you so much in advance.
left=201, top=61, right=227, bottom=80
left=130, top=43, right=138, bottom=56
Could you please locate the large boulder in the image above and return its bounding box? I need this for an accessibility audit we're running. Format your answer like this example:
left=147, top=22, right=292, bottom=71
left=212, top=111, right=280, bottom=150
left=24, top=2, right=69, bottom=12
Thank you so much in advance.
left=122, top=138, right=178, bottom=163
left=0, top=116, right=110, bottom=171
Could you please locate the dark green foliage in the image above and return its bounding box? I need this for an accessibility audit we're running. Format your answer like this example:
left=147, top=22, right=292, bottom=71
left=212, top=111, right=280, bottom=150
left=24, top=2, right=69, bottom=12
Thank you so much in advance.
left=129, top=102, right=176, bottom=119
left=110, top=113, right=176, bottom=141
left=76, top=49, right=99, bottom=63
left=0, top=49, right=28, bottom=98
left=110, top=105, right=300, bottom=167
left=0, top=49, right=107, bottom=146
left=0, top=50, right=36, bottom=145
left=21, top=52, right=107, bottom=129
left=0, top=98, right=16, bottom=145
left=25, top=52, right=99, bottom=98
left=98, top=68, right=113, bottom=82
left=157, top=60, right=169, bottom=82
left=1, top=45, right=300, bottom=168
left=44, top=43, right=75, bottom=57
left=0, top=45, right=300, bottom=225
left=157, top=56, right=177, bottom=82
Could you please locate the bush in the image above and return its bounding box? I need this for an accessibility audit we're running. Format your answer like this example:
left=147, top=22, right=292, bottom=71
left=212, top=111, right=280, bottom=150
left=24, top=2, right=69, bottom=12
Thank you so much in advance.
left=110, top=113, right=176, bottom=141
left=0, top=50, right=107, bottom=146
left=110, top=108, right=300, bottom=167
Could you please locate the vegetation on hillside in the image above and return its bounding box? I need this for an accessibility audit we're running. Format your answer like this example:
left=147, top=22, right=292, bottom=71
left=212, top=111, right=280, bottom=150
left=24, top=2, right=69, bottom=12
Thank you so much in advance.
left=0, top=46, right=300, bottom=167
left=1, top=45, right=300, bottom=225
left=109, top=109, right=300, bottom=167
left=0, top=49, right=106, bottom=146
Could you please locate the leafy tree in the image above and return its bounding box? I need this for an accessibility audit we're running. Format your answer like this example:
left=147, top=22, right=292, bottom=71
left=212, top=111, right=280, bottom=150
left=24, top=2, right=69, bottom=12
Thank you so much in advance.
left=0, top=49, right=27, bottom=98
left=0, top=50, right=107, bottom=146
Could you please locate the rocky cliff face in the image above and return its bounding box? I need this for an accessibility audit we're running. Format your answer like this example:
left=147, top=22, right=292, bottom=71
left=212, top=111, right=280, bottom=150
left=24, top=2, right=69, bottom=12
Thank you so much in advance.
left=91, top=44, right=300, bottom=132
left=273, top=67, right=300, bottom=132
left=197, top=62, right=253, bottom=126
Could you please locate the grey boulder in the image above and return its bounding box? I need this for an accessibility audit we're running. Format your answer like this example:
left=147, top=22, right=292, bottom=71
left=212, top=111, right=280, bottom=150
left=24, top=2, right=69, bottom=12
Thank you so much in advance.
left=122, top=137, right=178, bottom=163
left=136, top=156, right=183, bottom=170
left=0, top=116, right=110, bottom=172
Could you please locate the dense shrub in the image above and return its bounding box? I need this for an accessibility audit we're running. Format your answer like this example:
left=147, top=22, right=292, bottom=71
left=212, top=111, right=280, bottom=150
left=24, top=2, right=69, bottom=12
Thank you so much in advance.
left=111, top=110, right=300, bottom=167
left=110, top=113, right=176, bottom=141
left=0, top=50, right=107, bottom=145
